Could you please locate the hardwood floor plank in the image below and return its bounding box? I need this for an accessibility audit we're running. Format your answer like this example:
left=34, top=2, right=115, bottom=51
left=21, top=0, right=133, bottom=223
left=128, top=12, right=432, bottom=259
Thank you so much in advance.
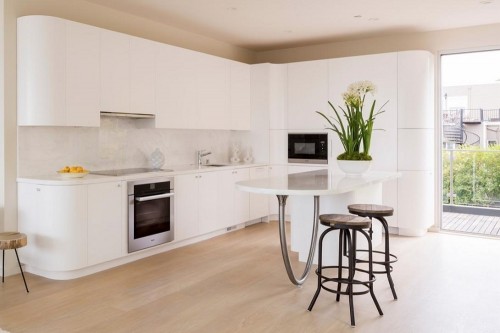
left=2, top=221, right=500, bottom=332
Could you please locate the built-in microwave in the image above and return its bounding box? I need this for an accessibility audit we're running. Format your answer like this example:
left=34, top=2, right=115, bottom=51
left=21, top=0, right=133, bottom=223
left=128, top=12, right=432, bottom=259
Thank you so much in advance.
left=288, top=133, right=328, bottom=164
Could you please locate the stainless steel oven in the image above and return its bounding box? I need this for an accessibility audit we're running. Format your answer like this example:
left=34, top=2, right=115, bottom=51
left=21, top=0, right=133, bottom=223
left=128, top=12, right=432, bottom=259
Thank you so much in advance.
left=128, top=177, right=174, bottom=253
left=288, top=133, right=328, bottom=164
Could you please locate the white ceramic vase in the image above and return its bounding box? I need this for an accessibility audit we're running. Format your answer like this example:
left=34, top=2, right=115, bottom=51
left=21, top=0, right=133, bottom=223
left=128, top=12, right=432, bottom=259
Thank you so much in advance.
left=337, top=160, right=371, bottom=176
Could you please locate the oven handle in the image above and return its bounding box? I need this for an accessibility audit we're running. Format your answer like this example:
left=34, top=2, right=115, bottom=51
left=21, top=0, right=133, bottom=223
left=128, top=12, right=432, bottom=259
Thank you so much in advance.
left=135, top=192, right=175, bottom=202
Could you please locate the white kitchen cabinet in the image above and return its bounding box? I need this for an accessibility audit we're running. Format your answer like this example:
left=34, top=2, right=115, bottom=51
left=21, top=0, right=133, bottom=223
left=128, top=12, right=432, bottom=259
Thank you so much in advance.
left=130, top=36, right=156, bottom=115
left=155, top=44, right=198, bottom=129
left=230, top=61, right=251, bottom=130
left=100, top=29, right=130, bottom=113
left=269, top=64, right=288, bottom=130
left=18, top=183, right=88, bottom=271
left=217, top=168, right=250, bottom=229
left=397, top=51, right=435, bottom=129
left=174, top=171, right=219, bottom=240
left=197, top=53, right=230, bottom=129
left=18, top=16, right=100, bottom=126
left=287, top=60, right=329, bottom=130
left=249, top=166, right=269, bottom=220
left=87, top=181, right=125, bottom=265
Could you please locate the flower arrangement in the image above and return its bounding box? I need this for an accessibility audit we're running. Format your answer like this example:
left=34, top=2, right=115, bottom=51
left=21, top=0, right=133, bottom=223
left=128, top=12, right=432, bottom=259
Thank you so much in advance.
left=317, top=80, right=388, bottom=161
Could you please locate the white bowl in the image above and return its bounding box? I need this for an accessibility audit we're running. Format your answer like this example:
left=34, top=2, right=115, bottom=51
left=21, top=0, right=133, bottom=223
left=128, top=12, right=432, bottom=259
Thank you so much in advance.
left=57, top=171, right=89, bottom=178
left=337, top=160, right=371, bottom=176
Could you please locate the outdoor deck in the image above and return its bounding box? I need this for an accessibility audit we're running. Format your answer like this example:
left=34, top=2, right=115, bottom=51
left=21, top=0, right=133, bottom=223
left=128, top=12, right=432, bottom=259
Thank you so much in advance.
left=442, top=212, right=500, bottom=236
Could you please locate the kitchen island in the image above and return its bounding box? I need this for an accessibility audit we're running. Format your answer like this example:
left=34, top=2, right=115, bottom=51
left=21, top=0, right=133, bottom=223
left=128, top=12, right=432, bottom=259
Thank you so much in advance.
left=236, top=169, right=400, bottom=286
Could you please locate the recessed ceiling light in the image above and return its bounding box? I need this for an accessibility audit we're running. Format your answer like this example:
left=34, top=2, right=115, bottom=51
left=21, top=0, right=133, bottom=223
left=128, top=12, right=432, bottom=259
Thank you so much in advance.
left=227, top=6, right=237, bottom=11
left=354, top=15, right=362, bottom=18
left=480, top=0, right=492, bottom=4
left=368, top=17, right=379, bottom=21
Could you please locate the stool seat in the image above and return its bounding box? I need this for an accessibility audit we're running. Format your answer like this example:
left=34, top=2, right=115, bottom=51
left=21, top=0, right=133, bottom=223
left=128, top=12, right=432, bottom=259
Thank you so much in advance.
left=348, top=204, right=394, bottom=218
left=0, top=232, right=29, bottom=293
left=319, top=214, right=371, bottom=229
left=0, top=232, right=27, bottom=250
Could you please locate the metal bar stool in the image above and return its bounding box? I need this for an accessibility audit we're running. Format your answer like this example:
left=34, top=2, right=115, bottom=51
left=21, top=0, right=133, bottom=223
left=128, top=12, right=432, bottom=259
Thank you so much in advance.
left=308, top=214, right=383, bottom=327
left=348, top=204, right=397, bottom=300
left=0, top=232, right=29, bottom=293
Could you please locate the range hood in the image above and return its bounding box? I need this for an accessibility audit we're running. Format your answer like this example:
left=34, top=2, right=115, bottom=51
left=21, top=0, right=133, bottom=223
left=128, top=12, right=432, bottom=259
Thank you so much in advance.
left=100, top=111, right=155, bottom=119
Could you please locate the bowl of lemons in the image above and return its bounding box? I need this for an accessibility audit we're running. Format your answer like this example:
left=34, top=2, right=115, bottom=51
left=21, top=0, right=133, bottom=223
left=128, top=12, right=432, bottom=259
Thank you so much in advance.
left=57, top=165, right=89, bottom=178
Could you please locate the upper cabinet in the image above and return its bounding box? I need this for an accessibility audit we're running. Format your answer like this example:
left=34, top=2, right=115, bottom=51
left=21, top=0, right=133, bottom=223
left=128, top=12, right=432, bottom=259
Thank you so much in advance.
left=18, top=16, right=100, bottom=126
left=130, top=37, right=157, bottom=114
left=397, top=51, right=434, bottom=129
left=18, top=16, right=251, bottom=130
left=287, top=59, right=329, bottom=130
left=229, top=60, right=251, bottom=130
left=100, top=29, right=130, bottom=113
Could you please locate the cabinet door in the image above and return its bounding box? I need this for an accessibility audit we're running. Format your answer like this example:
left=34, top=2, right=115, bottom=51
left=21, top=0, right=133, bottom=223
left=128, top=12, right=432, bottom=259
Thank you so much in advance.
left=17, top=16, right=66, bottom=126
left=198, top=172, right=219, bottom=234
left=217, top=169, right=235, bottom=229
left=66, top=21, right=100, bottom=126
left=232, top=169, right=250, bottom=224
left=230, top=61, right=251, bottom=130
left=174, top=174, right=200, bottom=241
left=269, top=64, right=288, bottom=130
left=155, top=44, right=198, bottom=128
left=196, top=53, right=229, bottom=129
left=87, top=182, right=124, bottom=265
left=249, top=166, right=269, bottom=220
left=130, top=36, right=156, bottom=114
left=100, top=29, right=130, bottom=113
left=287, top=60, right=329, bottom=130
left=18, top=184, right=87, bottom=271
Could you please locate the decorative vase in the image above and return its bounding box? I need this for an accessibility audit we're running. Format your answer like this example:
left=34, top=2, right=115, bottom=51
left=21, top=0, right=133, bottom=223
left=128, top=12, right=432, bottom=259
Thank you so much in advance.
left=337, top=160, right=371, bottom=176
left=150, top=148, right=165, bottom=169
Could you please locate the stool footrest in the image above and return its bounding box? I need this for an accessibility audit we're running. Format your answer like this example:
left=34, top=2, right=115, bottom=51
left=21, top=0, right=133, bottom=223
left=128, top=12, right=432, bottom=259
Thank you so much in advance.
left=354, top=249, right=398, bottom=264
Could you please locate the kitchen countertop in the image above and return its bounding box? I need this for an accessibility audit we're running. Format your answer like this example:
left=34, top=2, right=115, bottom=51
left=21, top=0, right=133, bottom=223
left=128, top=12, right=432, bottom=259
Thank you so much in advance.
left=17, top=163, right=268, bottom=185
left=236, top=169, right=400, bottom=196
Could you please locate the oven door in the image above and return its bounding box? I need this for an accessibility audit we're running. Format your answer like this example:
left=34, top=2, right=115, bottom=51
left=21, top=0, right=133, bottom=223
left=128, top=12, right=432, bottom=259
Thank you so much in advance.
left=128, top=178, right=174, bottom=253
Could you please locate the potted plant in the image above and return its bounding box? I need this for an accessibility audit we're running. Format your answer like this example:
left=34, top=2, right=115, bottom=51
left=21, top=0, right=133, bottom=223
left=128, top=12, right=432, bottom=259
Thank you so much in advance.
left=316, top=80, right=388, bottom=175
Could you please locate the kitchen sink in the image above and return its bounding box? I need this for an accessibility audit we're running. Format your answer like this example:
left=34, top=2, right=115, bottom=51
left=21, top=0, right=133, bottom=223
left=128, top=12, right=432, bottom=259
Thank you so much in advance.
left=202, top=164, right=229, bottom=167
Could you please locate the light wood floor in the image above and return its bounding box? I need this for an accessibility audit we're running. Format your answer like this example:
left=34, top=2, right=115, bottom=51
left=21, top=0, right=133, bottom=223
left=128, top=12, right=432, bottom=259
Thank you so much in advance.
left=2, top=221, right=500, bottom=333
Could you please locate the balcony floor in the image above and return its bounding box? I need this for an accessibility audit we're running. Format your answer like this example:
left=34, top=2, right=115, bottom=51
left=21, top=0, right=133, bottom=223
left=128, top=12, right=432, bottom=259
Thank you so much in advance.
left=442, top=211, right=500, bottom=236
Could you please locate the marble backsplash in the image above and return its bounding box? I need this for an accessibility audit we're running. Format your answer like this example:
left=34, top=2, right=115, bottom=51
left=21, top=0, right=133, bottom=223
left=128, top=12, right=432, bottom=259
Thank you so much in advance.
left=18, top=117, right=258, bottom=177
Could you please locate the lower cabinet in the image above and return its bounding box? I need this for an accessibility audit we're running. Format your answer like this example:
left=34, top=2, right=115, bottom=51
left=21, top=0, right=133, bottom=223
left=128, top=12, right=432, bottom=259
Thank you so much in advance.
left=175, top=171, right=218, bottom=241
left=87, top=181, right=125, bottom=265
left=249, top=166, right=269, bottom=220
left=18, top=181, right=126, bottom=272
left=18, top=183, right=88, bottom=271
left=217, top=168, right=250, bottom=229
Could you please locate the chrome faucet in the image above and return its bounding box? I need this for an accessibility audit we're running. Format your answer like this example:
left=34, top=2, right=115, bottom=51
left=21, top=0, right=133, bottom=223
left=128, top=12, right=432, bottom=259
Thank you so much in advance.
left=197, top=149, right=212, bottom=166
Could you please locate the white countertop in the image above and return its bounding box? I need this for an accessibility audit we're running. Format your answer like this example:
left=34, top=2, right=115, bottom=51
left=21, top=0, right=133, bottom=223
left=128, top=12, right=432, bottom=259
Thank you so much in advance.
left=17, top=163, right=267, bottom=185
left=236, top=169, right=400, bottom=196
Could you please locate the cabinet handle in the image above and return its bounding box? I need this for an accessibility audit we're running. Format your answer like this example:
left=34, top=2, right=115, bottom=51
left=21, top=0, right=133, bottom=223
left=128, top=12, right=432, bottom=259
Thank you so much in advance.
left=36, top=188, right=40, bottom=192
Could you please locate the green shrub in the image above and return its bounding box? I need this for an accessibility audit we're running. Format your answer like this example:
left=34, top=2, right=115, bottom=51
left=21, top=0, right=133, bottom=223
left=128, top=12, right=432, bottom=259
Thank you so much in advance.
left=442, top=145, right=500, bottom=207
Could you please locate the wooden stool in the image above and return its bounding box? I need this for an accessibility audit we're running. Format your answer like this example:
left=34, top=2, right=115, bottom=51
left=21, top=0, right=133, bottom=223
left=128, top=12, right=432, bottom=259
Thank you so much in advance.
left=308, top=214, right=383, bottom=327
left=0, top=232, right=29, bottom=293
left=348, top=204, right=398, bottom=300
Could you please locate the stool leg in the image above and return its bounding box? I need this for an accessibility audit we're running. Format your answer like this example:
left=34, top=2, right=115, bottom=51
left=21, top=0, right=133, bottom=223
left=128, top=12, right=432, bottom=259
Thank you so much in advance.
left=336, top=229, right=343, bottom=302
left=347, top=230, right=355, bottom=327
left=308, top=228, right=330, bottom=311
left=360, top=229, right=383, bottom=316
left=14, top=249, right=29, bottom=293
left=377, top=216, right=398, bottom=300
left=2, top=250, right=4, bottom=283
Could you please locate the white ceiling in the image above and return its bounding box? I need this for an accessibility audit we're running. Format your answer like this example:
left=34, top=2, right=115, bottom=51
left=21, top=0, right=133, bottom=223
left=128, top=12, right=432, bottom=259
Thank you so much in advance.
left=84, top=0, right=500, bottom=51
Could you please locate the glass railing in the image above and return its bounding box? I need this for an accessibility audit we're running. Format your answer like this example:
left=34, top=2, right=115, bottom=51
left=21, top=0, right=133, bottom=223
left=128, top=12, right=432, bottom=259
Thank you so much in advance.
left=443, top=147, right=500, bottom=208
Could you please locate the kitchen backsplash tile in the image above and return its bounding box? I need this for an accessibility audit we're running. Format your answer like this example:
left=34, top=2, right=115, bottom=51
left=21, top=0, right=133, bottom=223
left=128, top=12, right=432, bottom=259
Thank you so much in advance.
left=18, top=117, right=257, bottom=176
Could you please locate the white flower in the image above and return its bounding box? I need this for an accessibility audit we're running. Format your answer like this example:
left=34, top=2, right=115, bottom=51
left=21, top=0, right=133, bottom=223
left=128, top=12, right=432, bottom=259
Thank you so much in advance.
left=342, top=81, right=377, bottom=107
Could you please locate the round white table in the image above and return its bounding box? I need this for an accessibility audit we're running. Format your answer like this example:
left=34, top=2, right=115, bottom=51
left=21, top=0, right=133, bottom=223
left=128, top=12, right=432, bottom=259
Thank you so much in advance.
left=236, top=169, right=399, bottom=286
